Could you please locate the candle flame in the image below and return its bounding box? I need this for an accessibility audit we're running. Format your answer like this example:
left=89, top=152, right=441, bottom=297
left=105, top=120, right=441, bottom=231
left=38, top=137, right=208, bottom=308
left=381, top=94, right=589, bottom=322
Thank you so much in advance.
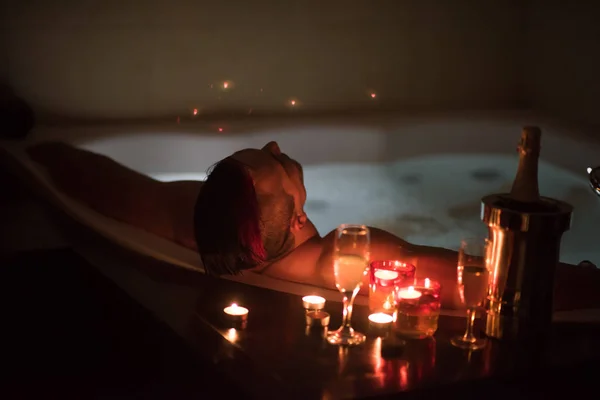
left=370, top=93, right=376, bottom=98
left=408, top=286, right=414, bottom=292
left=193, top=108, right=198, bottom=115
left=230, top=303, right=237, bottom=308
left=223, top=81, right=229, bottom=89
left=425, top=278, right=431, bottom=288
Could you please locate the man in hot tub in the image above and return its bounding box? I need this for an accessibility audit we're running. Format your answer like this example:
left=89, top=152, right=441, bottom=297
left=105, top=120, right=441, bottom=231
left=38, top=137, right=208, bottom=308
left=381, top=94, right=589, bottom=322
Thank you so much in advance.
left=27, top=141, right=600, bottom=311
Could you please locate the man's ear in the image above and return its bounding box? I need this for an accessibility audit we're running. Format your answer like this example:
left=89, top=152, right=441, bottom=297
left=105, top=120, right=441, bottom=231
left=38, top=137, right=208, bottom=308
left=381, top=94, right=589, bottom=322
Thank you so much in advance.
left=291, top=211, right=307, bottom=231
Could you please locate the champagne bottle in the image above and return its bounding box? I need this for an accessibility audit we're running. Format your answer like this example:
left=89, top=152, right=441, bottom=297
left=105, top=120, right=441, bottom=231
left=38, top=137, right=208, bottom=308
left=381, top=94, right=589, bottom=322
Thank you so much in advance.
left=501, top=126, right=555, bottom=213
left=510, top=126, right=541, bottom=203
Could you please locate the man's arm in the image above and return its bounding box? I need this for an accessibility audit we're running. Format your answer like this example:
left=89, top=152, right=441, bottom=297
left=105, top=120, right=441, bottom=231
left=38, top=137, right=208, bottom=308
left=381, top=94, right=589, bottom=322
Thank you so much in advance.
left=316, top=227, right=461, bottom=309
left=26, top=142, right=197, bottom=246
left=318, top=226, right=600, bottom=311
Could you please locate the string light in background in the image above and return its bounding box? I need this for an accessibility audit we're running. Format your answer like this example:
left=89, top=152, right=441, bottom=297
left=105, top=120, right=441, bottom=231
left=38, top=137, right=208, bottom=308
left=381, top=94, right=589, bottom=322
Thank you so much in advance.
left=220, top=80, right=235, bottom=91
left=185, top=80, right=380, bottom=122
left=365, top=88, right=378, bottom=99
left=287, top=98, right=300, bottom=109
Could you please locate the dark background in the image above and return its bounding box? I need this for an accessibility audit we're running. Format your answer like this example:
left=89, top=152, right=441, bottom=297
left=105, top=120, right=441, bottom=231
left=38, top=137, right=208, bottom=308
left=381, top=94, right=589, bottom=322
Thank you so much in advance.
left=1, top=0, right=598, bottom=128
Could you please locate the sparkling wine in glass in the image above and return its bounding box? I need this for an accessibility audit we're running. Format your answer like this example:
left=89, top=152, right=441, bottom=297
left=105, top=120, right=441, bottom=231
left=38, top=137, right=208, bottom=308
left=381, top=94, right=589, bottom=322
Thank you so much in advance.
left=327, top=224, right=370, bottom=346
left=451, top=238, right=490, bottom=350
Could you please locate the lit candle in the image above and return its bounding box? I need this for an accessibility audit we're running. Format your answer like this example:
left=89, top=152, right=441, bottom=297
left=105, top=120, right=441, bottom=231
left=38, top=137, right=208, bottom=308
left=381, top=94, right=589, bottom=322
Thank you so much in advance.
left=369, top=313, right=394, bottom=327
left=223, top=303, right=249, bottom=322
left=302, top=295, right=326, bottom=311
left=369, top=312, right=394, bottom=336
left=397, top=286, right=422, bottom=300
left=374, top=269, right=399, bottom=287
left=374, top=270, right=399, bottom=281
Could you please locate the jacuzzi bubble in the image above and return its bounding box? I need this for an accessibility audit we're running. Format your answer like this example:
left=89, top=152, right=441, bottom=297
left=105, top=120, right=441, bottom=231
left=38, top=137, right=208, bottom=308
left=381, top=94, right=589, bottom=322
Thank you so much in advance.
left=302, top=154, right=597, bottom=265
left=143, top=154, right=597, bottom=266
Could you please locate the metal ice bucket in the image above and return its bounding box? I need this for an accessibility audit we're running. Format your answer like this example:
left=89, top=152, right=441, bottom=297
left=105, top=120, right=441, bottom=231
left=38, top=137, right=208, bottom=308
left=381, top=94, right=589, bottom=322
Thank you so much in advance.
left=481, top=194, right=573, bottom=341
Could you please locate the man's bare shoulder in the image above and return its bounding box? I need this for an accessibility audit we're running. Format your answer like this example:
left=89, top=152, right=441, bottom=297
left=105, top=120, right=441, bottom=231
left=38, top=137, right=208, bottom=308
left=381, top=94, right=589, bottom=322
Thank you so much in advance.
left=318, top=226, right=416, bottom=260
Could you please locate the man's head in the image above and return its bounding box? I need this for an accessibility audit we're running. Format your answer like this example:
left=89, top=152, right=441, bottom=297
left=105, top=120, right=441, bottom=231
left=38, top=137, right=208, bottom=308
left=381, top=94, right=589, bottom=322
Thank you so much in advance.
left=194, top=141, right=308, bottom=275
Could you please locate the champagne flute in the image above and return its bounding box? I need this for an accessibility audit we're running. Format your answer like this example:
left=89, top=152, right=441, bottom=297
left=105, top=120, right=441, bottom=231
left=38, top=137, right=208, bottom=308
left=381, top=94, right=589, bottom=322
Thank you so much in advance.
left=327, top=224, right=371, bottom=346
left=451, top=238, right=490, bottom=350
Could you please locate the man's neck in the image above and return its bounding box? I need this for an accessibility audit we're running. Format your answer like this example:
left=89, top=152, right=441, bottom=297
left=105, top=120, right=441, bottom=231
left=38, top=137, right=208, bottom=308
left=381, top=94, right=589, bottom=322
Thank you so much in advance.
left=293, top=218, right=321, bottom=248
left=250, top=218, right=322, bottom=279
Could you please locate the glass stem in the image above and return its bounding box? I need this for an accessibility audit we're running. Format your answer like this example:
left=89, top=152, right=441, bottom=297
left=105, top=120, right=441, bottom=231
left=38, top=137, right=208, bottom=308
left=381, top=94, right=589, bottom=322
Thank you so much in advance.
left=462, top=308, right=477, bottom=342
left=340, top=289, right=359, bottom=335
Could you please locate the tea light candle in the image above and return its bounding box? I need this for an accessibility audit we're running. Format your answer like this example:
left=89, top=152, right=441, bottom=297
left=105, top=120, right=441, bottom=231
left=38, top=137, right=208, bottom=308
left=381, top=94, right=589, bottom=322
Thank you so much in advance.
left=398, top=286, right=422, bottom=300
left=302, top=295, right=326, bottom=311
left=306, top=311, right=330, bottom=327
left=223, top=303, right=249, bottom=322
left=368, top=313, right=394, bottom=329
left=374, top=270, right=399, bottom=286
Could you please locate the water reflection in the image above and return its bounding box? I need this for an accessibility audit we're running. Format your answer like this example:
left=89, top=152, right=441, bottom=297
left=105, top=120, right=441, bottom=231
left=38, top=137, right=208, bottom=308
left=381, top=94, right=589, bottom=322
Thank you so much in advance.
left=225, top=328, right=238, bottom=343
left=337, top=346, right=349, bottom=376
left=370, top=338, right=385, bottom=388
left=364, top=336, right=438, bottom=391
left=399, top=363, right=410, bottom=390
left=404, top=337, right=437, bottom=385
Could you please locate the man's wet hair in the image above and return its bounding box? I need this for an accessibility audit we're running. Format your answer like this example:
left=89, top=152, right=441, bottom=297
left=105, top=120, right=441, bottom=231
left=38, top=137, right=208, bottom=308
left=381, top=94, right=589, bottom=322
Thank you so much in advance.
left=194, top=157, right=295, bottom=275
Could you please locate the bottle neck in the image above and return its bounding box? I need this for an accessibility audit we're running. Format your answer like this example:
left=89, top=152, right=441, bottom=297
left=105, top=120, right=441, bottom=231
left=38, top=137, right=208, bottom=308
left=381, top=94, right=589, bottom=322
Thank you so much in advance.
left=510, top=143, right=540, bottom=203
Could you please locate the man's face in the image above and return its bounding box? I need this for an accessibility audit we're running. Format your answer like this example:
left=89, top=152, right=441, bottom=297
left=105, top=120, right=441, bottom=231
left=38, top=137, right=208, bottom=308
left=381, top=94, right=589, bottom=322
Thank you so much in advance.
left=229, top=141, right=306, bottom=212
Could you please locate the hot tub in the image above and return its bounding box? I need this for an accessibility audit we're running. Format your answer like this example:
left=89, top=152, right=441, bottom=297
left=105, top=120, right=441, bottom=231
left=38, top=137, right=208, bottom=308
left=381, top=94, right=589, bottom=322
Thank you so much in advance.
left=32, top=111, right=600, bottom=266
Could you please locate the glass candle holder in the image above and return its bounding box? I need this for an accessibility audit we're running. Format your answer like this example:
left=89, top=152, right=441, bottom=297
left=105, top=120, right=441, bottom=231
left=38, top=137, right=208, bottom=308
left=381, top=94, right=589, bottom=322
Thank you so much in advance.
left=369, top=260, right=416, bottom=316
left=395, top=278, right=441, bottom=339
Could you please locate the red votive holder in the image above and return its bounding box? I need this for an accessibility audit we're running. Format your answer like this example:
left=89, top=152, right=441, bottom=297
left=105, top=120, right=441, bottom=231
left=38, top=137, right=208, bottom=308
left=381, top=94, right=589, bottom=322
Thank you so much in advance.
left=395, top=278, right=442, bottom=339
left=369, top=260, right=416, bottom=314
